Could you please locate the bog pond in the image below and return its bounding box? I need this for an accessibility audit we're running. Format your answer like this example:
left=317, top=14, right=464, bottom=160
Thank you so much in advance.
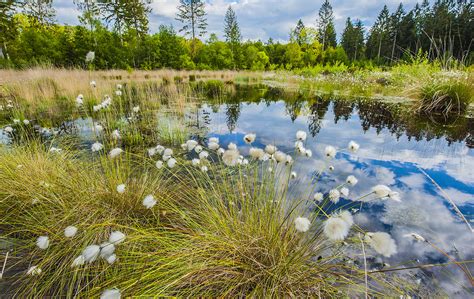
left=1, top=83, right=473, bottom=296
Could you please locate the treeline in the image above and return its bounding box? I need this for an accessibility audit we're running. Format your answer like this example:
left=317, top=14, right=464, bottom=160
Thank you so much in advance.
left=0, top=0, right=472, bottom=70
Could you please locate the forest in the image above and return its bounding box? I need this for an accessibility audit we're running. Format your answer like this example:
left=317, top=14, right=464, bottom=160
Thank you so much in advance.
left=0, top=0, right=472, bottom=70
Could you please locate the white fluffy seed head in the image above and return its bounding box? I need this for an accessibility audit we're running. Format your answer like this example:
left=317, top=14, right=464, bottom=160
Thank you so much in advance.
left=294, top=217, right=311, bottom=232
left=265, top=144, right=277, bottom=154
left=290, top=171, right=297, bottom=179
left=199, top=151, right=209, bottom=160
left=273, top=151, right=287, bottom=163
left=155, top=160, right=163, bottom=169
left=167, top=158, right=177, bottom=168
left=346, top=175, right=358, bottom=186
left=340, top=187, right=349, bottom=197
left=192, top=158, right=200, bottom=166
left=338, top=210, right=354, bottom=227
left=100, top=242, right=116, bottom=258
left=106, top=254, right=117, bottom=264
left=296, top=130, right=307, bottom=141
left=324, top=146, right=337, bottom=158
left=109, top=231, right=126, bottom=244
left=243, top=133, right=256, bottom=144
left=143, top=195, right=157, bottom=209
left=64, top=226, right=78, bottom=238
left=372, top=185, right=391, bottom=197
left=313, top=192, right=324, bottom=202
left=109, top=148, right=123, bottom=159
left=36, top=236, right=49, bottom=250
left=329, top=189, right=340, bottom=204
left=208, top=141, right=220, bottom=150
left=100, top=288, right=121, bottom=299
left=324, top=217, right=350, bottom=241
left=222, top=149, right=240, bottom=166
left=91, top=142, right=104, bottom=152
left=404, top=232, right=426, bottom=242
left=249, top=147, right=265, bottom=160
left=71, top=255, right=85, bottom=267
left=116, top=184, right=126, bottom=194
left=82, top=245, right=101, bottom=263
left=227, top=143, right=237, bottom=150
left=348, top=140, right=360, bottom=152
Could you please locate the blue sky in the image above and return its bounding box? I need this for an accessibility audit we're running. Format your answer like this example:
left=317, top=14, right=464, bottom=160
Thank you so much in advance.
left=53, top=0, right=423, bottom=42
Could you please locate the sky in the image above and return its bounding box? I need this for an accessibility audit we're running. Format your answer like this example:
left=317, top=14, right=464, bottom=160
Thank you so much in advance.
left=53, top=0, right=424, bottom=42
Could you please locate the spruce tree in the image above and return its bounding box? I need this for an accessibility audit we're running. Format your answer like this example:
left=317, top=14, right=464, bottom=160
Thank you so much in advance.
left=224, top=5, right=242, bottom=69
left=317, top=0, right=337, bottom=50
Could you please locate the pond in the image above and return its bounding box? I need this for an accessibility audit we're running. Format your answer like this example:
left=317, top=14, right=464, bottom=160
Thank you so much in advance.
left=193, top=85, right=473, bottom=296
left=1, top=83, right=473, bottom=296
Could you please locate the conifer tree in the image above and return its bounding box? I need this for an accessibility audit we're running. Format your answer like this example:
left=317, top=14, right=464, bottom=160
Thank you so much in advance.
left=317, top=0, right=337, bottom=50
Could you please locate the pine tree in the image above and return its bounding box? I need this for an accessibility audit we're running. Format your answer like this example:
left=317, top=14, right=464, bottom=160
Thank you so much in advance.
left=23, top=0, right=56, bottom=25
left=224, top=5, right=241, bottom=69
left=341, top=18, right=355, bottom=59
left=317, top=0, right=337, bottom=50
left=176, top=0, right=208, bottom=57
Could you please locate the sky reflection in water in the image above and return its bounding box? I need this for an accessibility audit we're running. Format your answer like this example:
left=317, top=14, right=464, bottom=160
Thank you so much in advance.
left=197, top=95, right=473, bottom=296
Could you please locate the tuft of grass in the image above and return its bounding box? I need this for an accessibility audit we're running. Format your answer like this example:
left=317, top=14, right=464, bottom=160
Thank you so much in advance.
left=417, top=80, right=473, bottom=116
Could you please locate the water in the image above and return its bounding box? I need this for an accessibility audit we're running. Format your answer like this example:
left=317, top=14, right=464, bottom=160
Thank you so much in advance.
left=2, top=84, right=473, bottom=295
left=193, top=86, right=473, bottom=296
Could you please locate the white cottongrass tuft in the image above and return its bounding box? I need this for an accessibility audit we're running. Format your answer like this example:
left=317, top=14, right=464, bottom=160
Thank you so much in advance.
left=217, top=148, right=225, bottom=156
left=106, top=254, right=117, bottom=264
left=82, top=245, right=101, bottom=263
left=199, top=151, right=209, bottom=160
left=148, top=147, right=158, bottom=157
left=100, top=242, right=116, bottom=258
left=296, top=130, right=307, bottom=141
left=346, top=175, right=358, bottom=186
left=313, top=192, right=324, bottom=202
left=243, top=133, right=256, bottom=144
left=249, top=147, right=265, bottom=160
left=26, top=266, right=42, bottom=276
left=91, top=142, right=104, bottom=152
left=71, top=255, right=85, bottom=267
left=143, top=195, right=157, bottom=209
left=155, top=160, right=163, bottom=169
left=167, top=158, right=177, bottom=168
left=273, top=151, right=287, bottom=163
left=285, top=155, right=294, bottom=165
left=201, top=166, right=208, bottom=172
left=36, top=236, right=49, bottom=250
left=323, top=217, right=350, bottom=241
left=328, top=189, right=340, bottom=204
left=290, top=171, right=297, bottom=179
left=192, top=158, right=200, bottom=166
left=4, top=126, right=13, bottom=133
left=111, top=129, right=121, bottom=140
left=85, top=51, right=95, bottom=62
left=132, top=106, right=140, bottom=113
left=76, top=94, right=84, bottom=106
left=109, top=231, right=126, bottom=244
left=208, top=141, right=220, bottom=150
left=186, top=140, right=198, bottom=151
left=109, top=148, right=123, bottom=159
left=340, top=187, right=349, bottom=198
left=227, top=143, right=237, bottom=150
left=348, top=140, right=360, bottom=152
left=338, top=210, right=354, bottom=227
left=64, top=226, right=78, bottom=238
left=365, top=232, right=397, bottom=257
left=305, top=149, right=312, bottom=157
left=209, top=137, right=219, bottom=143
left=265, top=144, right=277, bottom=154
left=94, top=124, right=104, bottom=132
left=404, top=232, right=426, bottom=242
left=115, top=90, right=122, bottom=96
left=372, top=185, right=391, bottom=198
left=194, top=145, right=203, bottom=153
left=116, top=184, right=126, bottom=194
left=294, top=217, right=311, bottom=232
left=23, top=119, right=30, bottom=125
left=90, top=80, right=96, bottom=87
left=100, top=288, right=121, bottom=299
left=324, top=146, right=337, bottom=158
left=222, top=149, right=240, bottom=166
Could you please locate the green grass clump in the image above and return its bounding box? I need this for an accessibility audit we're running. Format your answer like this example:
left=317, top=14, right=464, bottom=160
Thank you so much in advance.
left=418, top=80, right=473, bottom=115
left=0, top=144, right=412, bottom=297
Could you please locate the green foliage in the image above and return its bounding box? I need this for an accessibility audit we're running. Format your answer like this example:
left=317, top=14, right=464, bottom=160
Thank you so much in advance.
left=418, top=80, right=473, bottom=115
